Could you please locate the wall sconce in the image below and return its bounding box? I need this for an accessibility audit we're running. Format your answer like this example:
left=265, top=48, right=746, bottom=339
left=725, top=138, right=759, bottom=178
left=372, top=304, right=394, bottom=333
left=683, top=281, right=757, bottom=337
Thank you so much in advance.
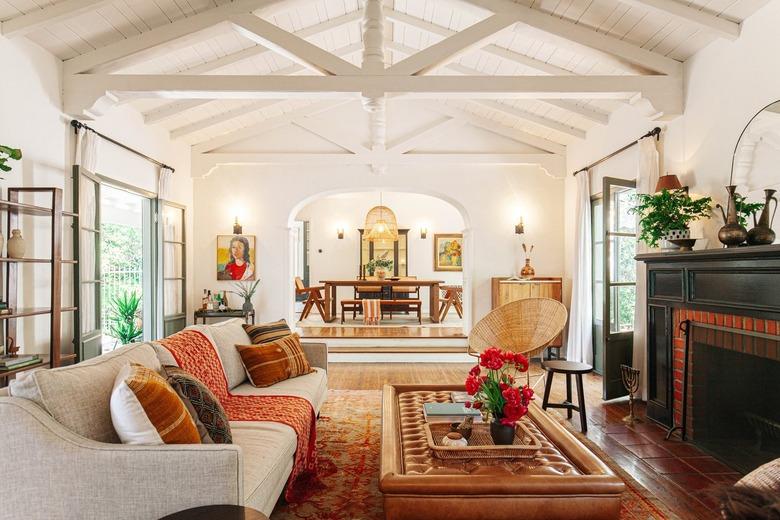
left=420, top=227, right=428, bottom=239
left=337, top=228, right=344, bottom=240
left=233, top=216, right=243, bottom=235
left=515, top=217, right=525, bottom=235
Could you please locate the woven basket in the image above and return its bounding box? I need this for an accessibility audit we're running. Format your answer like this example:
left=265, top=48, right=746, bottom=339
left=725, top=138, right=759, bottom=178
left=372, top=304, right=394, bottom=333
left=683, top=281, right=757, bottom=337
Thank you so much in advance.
left=468, top=297, right=568, bottom=359
left=424, top=421, right=542, bottom=459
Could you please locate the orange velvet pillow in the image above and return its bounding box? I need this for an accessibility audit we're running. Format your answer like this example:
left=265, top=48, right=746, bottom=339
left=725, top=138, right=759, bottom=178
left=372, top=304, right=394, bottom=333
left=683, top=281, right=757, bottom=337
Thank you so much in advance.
left=236, top=333, right=314, bottom=388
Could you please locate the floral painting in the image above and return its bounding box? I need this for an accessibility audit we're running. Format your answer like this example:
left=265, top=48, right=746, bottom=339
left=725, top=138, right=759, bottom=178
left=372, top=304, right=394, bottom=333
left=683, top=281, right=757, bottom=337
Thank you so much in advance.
left=434, top=233, right=463, bottom=271
left=217, top=235, right=256, bottom=280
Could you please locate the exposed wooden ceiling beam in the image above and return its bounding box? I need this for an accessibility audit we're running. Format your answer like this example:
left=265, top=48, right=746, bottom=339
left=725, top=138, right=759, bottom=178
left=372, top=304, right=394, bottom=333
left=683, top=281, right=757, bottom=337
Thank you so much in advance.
left=170, top=100, right=283, bottom=140
left=145, top=100, right=212, bottom=125
left=0, top=0, right=112, bottom=38
left=470, top=99, right=586, bottom=139
left=387, top=13, right=517, bottom=76
left=387, top=117, right=467, bottom=154
left=618, top=0, right=740, bottom=40
left=229, top=14, right=361, bottom=76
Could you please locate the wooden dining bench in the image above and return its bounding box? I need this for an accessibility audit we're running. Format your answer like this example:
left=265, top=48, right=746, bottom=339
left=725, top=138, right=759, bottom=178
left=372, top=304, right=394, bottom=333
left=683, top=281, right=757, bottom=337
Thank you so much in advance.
left=341, top=299, right=422, bottom=324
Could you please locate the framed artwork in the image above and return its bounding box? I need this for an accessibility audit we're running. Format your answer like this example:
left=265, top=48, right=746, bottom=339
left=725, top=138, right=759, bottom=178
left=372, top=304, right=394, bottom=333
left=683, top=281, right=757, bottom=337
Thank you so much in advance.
left=434, top=233, right=463, bottom=272
left=217, top=235, right=256, bottom=280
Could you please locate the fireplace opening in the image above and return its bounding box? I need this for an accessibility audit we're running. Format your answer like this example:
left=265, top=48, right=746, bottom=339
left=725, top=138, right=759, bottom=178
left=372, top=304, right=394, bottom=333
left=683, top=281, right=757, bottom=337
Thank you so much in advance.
left=691, top=324, right=780, bottom=474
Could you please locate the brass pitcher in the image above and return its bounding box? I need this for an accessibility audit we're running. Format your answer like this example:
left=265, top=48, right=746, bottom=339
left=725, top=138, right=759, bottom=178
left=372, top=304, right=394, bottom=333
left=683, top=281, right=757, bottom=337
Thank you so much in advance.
left=717, top=185, right=748, bottom=248
left=747, top=189, right=778, bottom=245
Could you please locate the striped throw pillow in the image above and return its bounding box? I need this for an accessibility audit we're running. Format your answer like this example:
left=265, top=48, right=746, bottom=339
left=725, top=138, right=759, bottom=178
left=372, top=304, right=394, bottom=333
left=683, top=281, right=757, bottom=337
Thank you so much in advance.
left=243, top=319, right=292, bottom=344
left=236, top=333, right=314, bottom=388
left=165, top=365, right=232, bottom=444
left=110, top=363, right=201, bottom=445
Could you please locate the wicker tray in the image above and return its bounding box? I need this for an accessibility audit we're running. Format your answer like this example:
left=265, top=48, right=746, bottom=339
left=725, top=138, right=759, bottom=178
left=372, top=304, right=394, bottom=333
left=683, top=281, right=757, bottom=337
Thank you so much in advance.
left=424, top=420, right=542, bottom=459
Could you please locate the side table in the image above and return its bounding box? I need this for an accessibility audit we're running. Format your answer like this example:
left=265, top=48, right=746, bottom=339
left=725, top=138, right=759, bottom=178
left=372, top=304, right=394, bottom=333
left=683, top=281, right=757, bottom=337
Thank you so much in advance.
left=193, top=309, right=255, bottom=325
left=160, top=505, right=268, bottom=520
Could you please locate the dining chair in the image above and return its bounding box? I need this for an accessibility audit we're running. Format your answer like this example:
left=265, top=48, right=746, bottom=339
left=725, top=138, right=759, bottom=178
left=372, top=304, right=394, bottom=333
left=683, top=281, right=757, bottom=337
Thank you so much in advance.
left=438, top=285, right=463, bottom=322
left=294, top=277, right=326, bottom=321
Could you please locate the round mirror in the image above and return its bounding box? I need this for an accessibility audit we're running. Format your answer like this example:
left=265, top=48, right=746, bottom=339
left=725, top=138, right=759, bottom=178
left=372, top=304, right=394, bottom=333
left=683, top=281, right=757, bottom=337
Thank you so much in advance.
left=731, top=100, right=780, bottom=198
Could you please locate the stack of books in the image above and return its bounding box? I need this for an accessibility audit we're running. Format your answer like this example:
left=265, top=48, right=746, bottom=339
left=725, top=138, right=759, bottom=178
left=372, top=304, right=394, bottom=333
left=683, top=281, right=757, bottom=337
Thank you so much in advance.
left=0, top=354, right=41, bottom=371
left=423, top=402, right=483, bottom=423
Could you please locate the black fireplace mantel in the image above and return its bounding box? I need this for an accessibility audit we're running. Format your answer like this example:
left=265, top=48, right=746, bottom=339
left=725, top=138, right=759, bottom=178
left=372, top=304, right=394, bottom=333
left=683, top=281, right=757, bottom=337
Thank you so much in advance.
left=636, top=244, right=780, bottom=427
left=637, top=244, right=780, bottom=320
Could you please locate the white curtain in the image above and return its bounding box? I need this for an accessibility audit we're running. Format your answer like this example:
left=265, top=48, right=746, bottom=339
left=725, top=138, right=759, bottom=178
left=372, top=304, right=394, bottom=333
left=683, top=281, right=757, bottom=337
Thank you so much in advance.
left=633, top=136, right=660, bottom=400
left=76, top=127, right=101, bottom=334
left=75, top=126, right=100, bottom=172
left=567, top=170, right=593, bottom=365
left=158, top=166, right=173, bottom=200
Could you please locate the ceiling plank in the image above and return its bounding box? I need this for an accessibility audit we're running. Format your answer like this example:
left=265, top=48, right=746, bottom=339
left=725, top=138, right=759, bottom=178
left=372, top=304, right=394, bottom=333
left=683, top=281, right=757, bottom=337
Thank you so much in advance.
left=229, top=14, right=362, bottom=76
left=145, top=100, right=212, bottom=125
left=293, top=117, right=372, bottom=155
left=1, top=0, right=112, bottom=38
left=63, top=0, right=291, bottom=75
left=618, top=0, right=740, bottom=40
left=387, top=117, right=467, bottom=154
left=470, top=99, right=586, bottom=139
left=464, top=0, right=681, bottom=75
left=169, top=100, right=283, bottom=139
left=387, top=13, right=518, bottom=76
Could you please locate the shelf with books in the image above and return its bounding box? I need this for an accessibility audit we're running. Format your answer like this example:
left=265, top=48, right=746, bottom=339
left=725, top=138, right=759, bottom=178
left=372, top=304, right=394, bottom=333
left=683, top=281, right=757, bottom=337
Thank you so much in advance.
left=0, top=355, right=50, bottom=379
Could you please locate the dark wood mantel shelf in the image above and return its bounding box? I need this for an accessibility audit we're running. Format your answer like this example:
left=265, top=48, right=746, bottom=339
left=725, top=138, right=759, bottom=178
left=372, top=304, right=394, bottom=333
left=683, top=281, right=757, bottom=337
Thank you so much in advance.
left=637, top=244, right=780, bottom=263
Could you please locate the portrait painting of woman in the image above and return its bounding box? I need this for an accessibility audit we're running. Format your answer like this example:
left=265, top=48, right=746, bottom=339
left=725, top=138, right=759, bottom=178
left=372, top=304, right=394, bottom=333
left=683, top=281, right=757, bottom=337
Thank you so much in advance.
left=217, top=235, right=256, bottom=280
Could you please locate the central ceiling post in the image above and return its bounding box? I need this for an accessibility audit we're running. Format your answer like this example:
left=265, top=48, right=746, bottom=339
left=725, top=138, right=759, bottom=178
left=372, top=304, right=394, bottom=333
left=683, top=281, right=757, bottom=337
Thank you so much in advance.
left=362, top=0, right=388, bottom=174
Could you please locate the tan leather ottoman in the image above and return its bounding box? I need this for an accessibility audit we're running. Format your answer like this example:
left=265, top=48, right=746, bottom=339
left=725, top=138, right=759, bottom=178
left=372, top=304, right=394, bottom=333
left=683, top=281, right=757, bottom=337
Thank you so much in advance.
left=380, top=384, right=625, bottom=520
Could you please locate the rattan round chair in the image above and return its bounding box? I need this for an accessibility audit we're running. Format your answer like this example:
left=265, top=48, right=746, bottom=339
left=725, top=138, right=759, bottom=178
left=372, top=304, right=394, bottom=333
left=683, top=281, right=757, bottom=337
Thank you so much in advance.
left=468, top=298, right=568, bottom=360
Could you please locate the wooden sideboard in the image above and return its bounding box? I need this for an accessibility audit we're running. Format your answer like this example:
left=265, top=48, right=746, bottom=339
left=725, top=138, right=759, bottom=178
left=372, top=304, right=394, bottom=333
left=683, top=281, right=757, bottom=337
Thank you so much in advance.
left=491, top=277, right=563, bottom=348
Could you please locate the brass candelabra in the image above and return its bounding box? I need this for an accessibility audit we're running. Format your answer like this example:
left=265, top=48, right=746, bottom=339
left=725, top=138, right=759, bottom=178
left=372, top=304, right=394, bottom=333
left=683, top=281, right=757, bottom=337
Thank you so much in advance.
left=620, top=364, right=642, bottom=425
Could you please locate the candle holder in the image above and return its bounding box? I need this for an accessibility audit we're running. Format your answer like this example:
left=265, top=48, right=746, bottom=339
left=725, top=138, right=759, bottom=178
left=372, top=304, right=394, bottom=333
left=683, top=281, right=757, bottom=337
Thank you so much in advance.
left=620, top=364, right=642, bottom=425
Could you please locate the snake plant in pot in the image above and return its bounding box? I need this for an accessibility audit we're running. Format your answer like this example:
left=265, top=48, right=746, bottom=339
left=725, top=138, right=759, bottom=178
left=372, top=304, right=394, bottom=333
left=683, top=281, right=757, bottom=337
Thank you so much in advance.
left=629, top=189, right=712, bottom=248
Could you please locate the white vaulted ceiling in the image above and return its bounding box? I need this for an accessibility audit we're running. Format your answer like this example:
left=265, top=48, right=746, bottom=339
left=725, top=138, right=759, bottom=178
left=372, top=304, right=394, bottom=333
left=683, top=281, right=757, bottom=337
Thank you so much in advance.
left=0, top=0, right=769, bottom=176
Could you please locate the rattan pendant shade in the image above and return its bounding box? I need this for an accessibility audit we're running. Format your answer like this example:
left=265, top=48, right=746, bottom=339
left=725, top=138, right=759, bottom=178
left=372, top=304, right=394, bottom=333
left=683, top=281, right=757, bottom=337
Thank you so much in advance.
left=364, top=205, right=399, bottom=242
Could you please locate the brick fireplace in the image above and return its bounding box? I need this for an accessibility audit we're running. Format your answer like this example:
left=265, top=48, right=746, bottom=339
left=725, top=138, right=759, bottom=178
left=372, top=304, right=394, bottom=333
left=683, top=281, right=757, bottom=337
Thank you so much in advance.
left=638, top=244, right=780, bottom=473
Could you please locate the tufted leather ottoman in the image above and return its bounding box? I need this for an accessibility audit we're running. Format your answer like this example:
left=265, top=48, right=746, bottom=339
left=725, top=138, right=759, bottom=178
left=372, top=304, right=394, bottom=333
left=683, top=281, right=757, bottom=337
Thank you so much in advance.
left=379, top=384, right=625, bottom=520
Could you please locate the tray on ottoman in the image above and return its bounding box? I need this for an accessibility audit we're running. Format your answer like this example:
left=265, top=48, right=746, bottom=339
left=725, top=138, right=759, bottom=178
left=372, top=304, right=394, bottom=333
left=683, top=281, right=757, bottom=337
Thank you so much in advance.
left=380, top=384, right=625, bottom=520
left=424, top=421, right=542, bottom=459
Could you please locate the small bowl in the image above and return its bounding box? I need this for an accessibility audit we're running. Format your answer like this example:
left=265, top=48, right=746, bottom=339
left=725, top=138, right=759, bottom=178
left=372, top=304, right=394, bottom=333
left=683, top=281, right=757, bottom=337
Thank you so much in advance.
left=669, top=238, right=697, bottom=251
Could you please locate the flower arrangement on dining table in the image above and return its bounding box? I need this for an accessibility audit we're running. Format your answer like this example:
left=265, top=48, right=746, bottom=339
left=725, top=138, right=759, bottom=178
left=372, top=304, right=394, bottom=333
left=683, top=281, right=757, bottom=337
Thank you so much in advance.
left=464, top=347, right=535, bottom=443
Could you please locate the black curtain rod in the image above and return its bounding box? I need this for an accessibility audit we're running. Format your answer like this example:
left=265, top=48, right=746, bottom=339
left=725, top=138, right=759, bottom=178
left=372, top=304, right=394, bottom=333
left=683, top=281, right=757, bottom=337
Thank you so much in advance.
left=70, top=120, right=175, bottom=173
left=572, top=126, right=661, bottom=177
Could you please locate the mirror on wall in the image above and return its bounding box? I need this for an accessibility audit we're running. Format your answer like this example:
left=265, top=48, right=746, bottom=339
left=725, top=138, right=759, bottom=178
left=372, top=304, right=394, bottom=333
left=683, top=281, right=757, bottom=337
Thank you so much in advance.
left=731, top=100, right=780, bottom=199
left=358, top=229, right=408, bottom=276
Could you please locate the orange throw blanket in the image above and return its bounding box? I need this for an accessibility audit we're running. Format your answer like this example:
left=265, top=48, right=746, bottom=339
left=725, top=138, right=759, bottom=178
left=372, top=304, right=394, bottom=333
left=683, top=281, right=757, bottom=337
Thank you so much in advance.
left=362, top=298, right=381, bottom=325
left=158, top=329, right=318, bottom=502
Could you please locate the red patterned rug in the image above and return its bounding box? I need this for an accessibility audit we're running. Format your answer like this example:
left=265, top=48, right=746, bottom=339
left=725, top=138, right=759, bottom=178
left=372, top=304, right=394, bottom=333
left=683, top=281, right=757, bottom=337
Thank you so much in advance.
left=271, top=390, right=673, bottom=520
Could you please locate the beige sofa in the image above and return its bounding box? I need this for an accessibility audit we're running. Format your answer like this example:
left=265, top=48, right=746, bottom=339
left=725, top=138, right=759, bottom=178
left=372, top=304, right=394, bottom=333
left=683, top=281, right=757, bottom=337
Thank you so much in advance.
left=0, top=318, right=327, bottom=520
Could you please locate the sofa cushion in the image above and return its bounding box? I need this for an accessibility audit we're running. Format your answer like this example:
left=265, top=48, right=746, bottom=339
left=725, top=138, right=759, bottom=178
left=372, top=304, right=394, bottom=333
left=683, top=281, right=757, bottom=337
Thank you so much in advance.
left=8, top=342, right=160, bottom=443
left=164, top=365, right=232, bottom=444
left=186, top=319, right=251, bottom=390
left=230, top=422, right=296, bottom=516
left=236, top=333, right=314, bottom=388
left=231, top=367, right=327, bottom=415
left=110, top=363, right=201, bottom=445
left=242, top=319, right=292, bottom=345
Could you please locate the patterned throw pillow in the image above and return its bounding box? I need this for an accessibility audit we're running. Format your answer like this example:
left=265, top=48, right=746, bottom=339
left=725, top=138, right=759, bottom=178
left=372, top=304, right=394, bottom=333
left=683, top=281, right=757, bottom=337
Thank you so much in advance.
left=164, top=365, right=232, bottom=444
left=236, top=333, right=314, bottom=388
left=243, top=319, right=292, bottom=345
left=110, top=363, right=201, bottom=445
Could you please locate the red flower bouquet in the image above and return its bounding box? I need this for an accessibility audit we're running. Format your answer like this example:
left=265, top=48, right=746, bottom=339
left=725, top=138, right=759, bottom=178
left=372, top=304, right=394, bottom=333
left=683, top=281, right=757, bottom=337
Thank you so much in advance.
left=464, top=347, right=534, bottom=444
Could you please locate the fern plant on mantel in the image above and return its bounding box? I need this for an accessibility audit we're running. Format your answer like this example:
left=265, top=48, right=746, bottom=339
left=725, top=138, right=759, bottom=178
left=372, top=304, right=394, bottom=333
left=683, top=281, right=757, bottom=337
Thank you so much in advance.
left=629, top=189, right=713, bottom=248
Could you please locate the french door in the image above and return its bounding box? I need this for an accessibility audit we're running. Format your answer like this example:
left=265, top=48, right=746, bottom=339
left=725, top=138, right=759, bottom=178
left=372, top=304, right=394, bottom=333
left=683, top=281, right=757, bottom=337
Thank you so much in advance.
left=594, top=177, right=638, bottom=400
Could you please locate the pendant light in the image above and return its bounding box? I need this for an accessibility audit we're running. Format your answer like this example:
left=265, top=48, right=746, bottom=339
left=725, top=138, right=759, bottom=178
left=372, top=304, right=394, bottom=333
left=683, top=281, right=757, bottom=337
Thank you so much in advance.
left=364, top=192, right=399, bottom=242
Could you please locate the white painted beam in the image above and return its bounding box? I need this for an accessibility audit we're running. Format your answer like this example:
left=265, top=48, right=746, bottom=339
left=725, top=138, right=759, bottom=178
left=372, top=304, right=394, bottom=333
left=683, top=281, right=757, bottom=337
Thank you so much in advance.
left=229, top=14, right=361, bottom=76
left=293, top=117, right=372, bottom=155
left=618, top=0, right=740, bottom=40
left=192, top=100, right=351, bottom=153
left=465, top=0, right=681, bottom=75
left=387, top=13, right=517, bottom=76
left=387, top=117, right=467, bottom=154
left=470, top=99, right=586, bottom=139
left=169, top=100, right=283, bottom=139
left=145, top=100, right=212, bottom=125
left=0, top=0, right=112, bottom=38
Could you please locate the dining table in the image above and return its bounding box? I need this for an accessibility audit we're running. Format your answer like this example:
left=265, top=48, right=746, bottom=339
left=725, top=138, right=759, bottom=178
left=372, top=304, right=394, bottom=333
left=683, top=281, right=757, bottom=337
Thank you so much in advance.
left=319, top=278, right=445, bottom=323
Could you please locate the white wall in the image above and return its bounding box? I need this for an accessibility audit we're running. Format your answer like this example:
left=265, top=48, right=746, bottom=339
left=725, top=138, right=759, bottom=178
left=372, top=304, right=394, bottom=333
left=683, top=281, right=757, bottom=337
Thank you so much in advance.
left=0, top=37, right=194, bottom=356
left=294, top=191, right=465, bottom=308
left=192, top=164, right=566, bottom=329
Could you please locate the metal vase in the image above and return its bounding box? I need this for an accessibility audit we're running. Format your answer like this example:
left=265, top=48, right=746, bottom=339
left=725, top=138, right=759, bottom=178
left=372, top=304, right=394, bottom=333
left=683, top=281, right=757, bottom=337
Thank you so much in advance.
left=747, top=189, right=778, bottom=245
left=490, top=420, right=516, bottom=445
left=717, top=185, right=748, bottom=248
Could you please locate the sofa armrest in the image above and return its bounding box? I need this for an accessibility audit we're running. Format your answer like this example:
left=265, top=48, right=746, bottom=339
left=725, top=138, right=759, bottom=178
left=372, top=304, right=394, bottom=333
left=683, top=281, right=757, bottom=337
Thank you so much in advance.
left=301, top=341, right=328, bottom=372
left=0, top=396, right=243, bottom=520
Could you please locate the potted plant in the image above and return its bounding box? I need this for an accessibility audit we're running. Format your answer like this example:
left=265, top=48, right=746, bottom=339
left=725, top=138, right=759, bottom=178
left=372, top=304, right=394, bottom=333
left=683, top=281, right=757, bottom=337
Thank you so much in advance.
left=108, top=291, right=143, bottom=348
left=367, top=258, right=393, bottom=279
left=230, top=279, right=260, bottom=312
left=0, top=145, right=22, bottom=174
left=464, top=347, right=534, bottom=445
left=629, top=189, right=712, bottom=248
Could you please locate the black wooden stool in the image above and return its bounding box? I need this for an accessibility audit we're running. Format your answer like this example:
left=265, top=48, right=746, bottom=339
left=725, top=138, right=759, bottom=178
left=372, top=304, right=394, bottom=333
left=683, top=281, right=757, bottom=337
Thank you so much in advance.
left=541, top=360, right=593, bottom=433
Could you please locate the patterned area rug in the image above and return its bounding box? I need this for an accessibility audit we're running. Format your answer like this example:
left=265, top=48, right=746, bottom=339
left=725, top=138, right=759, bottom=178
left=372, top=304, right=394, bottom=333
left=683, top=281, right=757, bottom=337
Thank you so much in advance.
left=271, top=390, right=673, bottom=520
